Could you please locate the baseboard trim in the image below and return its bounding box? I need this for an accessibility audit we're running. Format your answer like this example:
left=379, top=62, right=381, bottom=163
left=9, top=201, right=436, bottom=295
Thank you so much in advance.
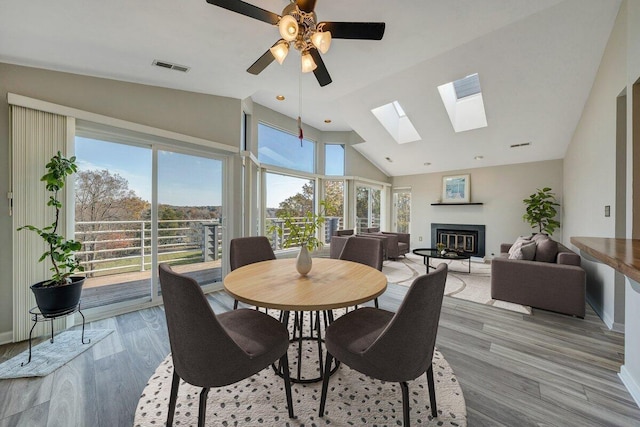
left=620, top=365, right=640, bottom=408
left=586, top=296, right=625, bottom=332
left=586, top=296, right=608, bottom=327
left=0, top=330, right=14, bottom=345
left=611, top=322, right=625, bottom=334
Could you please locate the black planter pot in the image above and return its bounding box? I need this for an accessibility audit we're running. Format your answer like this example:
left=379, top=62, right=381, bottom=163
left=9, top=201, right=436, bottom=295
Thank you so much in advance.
left=30, top=276, right=85, bottom=317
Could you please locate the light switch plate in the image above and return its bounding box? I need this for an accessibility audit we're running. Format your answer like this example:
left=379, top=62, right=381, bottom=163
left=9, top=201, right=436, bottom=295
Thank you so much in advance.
left=605, top=205, right=610, bottom=217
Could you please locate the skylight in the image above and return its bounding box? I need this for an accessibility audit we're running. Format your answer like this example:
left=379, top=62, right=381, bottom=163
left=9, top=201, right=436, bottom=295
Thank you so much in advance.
left=371, top=100, right=421, bottom=144
left=438, top=73, right=488, bottom=133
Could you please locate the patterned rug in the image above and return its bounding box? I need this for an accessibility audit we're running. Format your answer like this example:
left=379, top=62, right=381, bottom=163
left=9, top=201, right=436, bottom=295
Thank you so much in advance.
left=0, top=329, right=113, bottom=379
left=384, top=253, right=531, bottom=314
left=134, top=311, right=467, bottom=426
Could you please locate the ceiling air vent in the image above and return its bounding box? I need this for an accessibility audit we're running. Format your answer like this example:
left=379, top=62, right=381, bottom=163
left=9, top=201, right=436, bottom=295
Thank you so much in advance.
left=152, top=60, right=190, bottom=73
left=510, top=142, right=532, bottom=148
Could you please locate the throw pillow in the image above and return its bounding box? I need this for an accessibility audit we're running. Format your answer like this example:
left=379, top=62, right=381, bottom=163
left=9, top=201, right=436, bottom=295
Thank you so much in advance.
left=508, top=237, right=534, bottom=260
left=533, top=235, right=559, bottom=262
left=520, top=241, right=537, bottom=260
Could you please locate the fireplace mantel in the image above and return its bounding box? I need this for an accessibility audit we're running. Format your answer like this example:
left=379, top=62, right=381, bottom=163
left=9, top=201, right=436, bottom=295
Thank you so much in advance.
left=431, top=202, right=484, bottom=206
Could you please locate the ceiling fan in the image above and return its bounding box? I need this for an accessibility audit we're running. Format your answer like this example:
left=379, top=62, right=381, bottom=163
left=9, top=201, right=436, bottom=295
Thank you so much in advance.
left=205, top=0, right=386, bottom=87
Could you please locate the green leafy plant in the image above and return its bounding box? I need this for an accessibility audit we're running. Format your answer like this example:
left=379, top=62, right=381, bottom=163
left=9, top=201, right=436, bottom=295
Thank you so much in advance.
left=436, top=242, right=446, bottom=252
left=269, top=201, right=327, bottom=251
left=522, top=187, right=561, bottom=235
left=18, top=151, right=84, bottom=286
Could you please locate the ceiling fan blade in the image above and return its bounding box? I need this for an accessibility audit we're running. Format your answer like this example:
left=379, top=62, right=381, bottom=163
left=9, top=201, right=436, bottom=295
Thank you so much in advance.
left=247, top=44, right=277, bottom=75
left=206, top=0, right=280, bottom=25
left=296, top=0, right=317, bottom=13
left=318, top=22, right=385, bottom=40
left=309, top=49, right=332, bottom=87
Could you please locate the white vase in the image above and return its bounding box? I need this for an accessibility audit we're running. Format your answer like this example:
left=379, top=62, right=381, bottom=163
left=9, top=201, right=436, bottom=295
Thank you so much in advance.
left=296, top=246, right=312, bottom=276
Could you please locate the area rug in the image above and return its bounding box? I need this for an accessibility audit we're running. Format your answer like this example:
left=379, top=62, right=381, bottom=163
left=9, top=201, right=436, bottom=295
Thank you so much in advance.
left=384, top=253, right=531, bottom=314
left=0, top=329, right=113, bottom=379
left=134, top=346, right=466, bottom=426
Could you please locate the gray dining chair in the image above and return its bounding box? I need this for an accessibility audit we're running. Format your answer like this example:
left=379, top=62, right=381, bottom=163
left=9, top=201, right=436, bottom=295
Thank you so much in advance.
left=159, top=263, right=294, bottom=427
left=229, top=236, right=276, bottom=309
left=338, top=236, right=384, bottom=308
left=319, top=263, right=448, bottom=426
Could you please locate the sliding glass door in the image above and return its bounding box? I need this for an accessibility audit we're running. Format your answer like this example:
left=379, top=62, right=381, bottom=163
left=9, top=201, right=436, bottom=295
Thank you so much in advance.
left=75, top=133, right=226, bottom=311
left=157, top=150, right=224, bottom=293
left=75, top=137, right=153, bottom=309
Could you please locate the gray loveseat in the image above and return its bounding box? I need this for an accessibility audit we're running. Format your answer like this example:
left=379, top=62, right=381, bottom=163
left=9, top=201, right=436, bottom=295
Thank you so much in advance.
left=491, top=237, right=586, bottom=317
left=329, top=228, right=410, bottom=260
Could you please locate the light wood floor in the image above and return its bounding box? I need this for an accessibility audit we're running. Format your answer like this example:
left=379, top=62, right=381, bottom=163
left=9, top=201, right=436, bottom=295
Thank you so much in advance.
left=1, top=284, right=639, bottom=426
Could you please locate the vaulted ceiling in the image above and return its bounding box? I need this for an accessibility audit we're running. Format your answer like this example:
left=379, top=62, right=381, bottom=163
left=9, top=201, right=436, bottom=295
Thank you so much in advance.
left=0, top=0, right=621, bottom=176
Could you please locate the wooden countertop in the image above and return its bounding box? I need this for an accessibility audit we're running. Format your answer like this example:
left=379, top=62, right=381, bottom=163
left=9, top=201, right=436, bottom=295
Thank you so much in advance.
left=570, top=236, right=640, bottom=283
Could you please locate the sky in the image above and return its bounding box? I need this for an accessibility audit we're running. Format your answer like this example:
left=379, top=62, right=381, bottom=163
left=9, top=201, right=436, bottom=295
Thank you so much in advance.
left=75, top=127, right=344, bottom=209
left=75, top=137, right=222, bottom=206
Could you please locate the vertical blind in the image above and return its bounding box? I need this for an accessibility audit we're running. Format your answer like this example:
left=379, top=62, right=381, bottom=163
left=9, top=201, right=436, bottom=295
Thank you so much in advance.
left=11, top=105, right=71, bottom=341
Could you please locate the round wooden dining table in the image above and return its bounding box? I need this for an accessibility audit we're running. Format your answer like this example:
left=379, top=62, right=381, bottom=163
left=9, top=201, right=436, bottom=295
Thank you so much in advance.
left=223, top=257, right=388, bottom=311
left=224, top=257, right=387, bottom=383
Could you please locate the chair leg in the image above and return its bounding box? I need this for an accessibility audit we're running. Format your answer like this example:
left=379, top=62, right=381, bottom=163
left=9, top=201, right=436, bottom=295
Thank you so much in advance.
left=198, top=387, right=210, bottom=427
left=280, top=353, right=295, bottom=419
left=233, top=299, right=238, bottom=310
left=400, top=381, right=410, bottom=427
left=166, top=370, right=180, bottom=426
left=318, top=353, right=334, bottom=417
left=374, top=297, right=379, bottom=308
left=426, top=364, right=438, bottom=417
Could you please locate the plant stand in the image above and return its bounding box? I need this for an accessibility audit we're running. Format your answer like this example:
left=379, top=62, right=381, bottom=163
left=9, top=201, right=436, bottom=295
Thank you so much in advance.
left=21, top=302, right=89, bottom=366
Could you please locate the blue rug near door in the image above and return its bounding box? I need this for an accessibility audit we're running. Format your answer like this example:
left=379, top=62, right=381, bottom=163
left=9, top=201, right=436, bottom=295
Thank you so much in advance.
left=0, top=329, right=113, bottom=379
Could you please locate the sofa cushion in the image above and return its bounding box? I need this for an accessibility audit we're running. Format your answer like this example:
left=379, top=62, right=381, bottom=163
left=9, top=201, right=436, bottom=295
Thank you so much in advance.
left=534, top=235, right=558, bottom=263
left=508, top=237, right=536, bottom=260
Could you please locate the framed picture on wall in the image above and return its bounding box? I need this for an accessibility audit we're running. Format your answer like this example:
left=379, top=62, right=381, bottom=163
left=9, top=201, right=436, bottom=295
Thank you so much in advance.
left=442, top=174, right=470, bottom=203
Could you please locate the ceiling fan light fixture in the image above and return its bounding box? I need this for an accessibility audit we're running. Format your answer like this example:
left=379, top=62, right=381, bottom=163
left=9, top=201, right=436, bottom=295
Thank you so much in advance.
left=270, top=40, right=289, bottom=64
left=311, top=31, right=332, bottom=54
left=301, top=51, right=317, bottom=73
left=278, top=14, right=299, bottom=42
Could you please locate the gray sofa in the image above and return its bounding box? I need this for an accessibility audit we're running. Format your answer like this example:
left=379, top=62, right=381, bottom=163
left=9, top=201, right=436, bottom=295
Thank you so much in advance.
left=490, top=238, right=586, bottom=317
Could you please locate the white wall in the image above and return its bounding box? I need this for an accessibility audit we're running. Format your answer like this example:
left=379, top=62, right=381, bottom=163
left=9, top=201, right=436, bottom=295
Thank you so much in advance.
left=563, top=3, right=627, bottom=331
left=563, top=1, right=640, bottom=405
left=392, top=160, right=563, bottom=257
left=622, top=0, right=640, bottom=407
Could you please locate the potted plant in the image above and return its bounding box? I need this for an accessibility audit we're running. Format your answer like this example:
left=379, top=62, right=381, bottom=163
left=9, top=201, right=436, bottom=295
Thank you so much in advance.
left=436, top=242, right=446, bottom=255
left=268, top=201, right=326, bottom=276
left=18, top=151, right=85, bottom=316
left=522, top=187, right=561, bottom=236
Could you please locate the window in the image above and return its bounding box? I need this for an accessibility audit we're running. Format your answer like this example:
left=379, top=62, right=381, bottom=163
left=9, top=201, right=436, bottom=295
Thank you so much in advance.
left=371, top=100, right=421, bottom=144
left=324, top=180, right=345, bottom=241
left=258, top=123, right=315, bottom=173
left=356, top=185, right=381, bottom=233
left=325, top=144, right=345, bottom=175
left=264, top=172, right=315, bottom=250
left=393, top=190, right=411, bottom=234
left=75, top=130, right=226, bottom=311
left=438, top=73, right=488, bottom=133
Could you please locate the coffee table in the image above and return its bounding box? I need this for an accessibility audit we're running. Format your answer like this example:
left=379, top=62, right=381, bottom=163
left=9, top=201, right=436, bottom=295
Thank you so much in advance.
left=412, top=248, right=471, bottom=273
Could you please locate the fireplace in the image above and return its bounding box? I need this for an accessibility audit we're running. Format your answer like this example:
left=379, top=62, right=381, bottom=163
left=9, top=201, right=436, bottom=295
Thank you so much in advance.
left=431, top=223, right=486, bottom=258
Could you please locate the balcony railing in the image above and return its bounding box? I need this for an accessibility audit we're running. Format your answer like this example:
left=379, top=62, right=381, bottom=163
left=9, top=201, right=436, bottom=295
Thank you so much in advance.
left=75, top=216, right=350, bottom=277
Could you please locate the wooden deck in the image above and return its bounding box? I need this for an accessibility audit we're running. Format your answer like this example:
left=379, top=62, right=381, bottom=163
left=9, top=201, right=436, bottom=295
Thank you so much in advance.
left=80, top=261, right=222, bottom=309
left=78, top=247, right=331, bottom=310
